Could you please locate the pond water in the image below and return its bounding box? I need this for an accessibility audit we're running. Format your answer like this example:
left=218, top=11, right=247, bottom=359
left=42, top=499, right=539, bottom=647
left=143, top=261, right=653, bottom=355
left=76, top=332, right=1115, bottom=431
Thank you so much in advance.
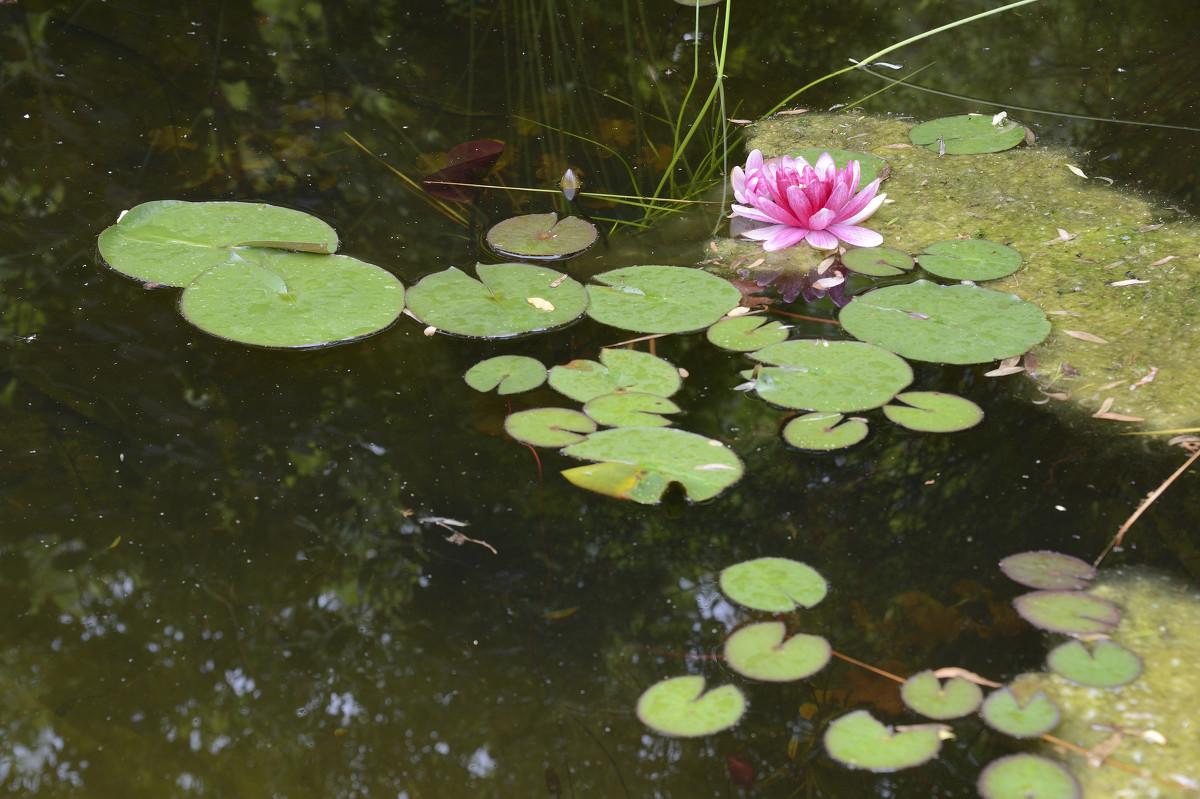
left=2, top=1, right=1199, bottom=796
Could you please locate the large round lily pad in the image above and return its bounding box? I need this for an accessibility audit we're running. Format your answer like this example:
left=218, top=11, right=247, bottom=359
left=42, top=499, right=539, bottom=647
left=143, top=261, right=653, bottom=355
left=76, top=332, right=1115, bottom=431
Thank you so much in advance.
left=917, top=239, right=1022, bottom=281
left=706, top=315, right=790, bottom=352
left=1046, top=639, right=1143, bottom=688
left=781, top=412, right=869, bottom=450
left=909, top=114, right=1027, bottom=155
left=560, top=428, right=743, bottom=504
left=548, top=348, right=681, bottom=403
left=178, top=249, right=404, bottom=348
left=98, top=200, right=338, bottom=287
left=823, top=710, right=945, bottom=772
left=719, top=557, right=827, bottom=613
left=979, top=687, right=1060, bottom=738
left=723, top=621, right=831, bottom=682
left=586, top=265, right=741, bottom=334
left=839, top=280, right=1050, bottom=364
left=841, top=247, right=915, bottom=277
left=977, top=754, right=1081, bottom=799
left=636, top=675, right=746, bottom=738
left=504, top=408, right=596, bottom=448
left=583, top=393, right=680, bottom=428
left=465, top=355, right=547, bottom=395
left=405, top=263, right=588, bottom=338
left=485, top=212, right=598, bottom=260
left=882, top=391, right=984, bottom=433
left=1012, top=590, right=1121, bottom=635
left=999, top=551, right=1096, bottom=591
left=900, top=670, right=983, bottom=720
left=749, top=339, right=913, bottom=412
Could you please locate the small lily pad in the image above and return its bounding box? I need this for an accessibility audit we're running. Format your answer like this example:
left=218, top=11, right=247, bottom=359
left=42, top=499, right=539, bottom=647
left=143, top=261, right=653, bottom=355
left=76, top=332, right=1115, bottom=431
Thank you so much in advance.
left=823, top=710, right=945, bottom=772
left=788, top=149, right=888, bottom=185
left=999, top=551, right=1096, bottom=591
left=750, top=340, right=913, bottom=412
left=977, top=754, right=1081, bottom=799
left=636, top=675, right=746, bottom=738
left=900, top=671, right=983, bottom=720
left=485, top=212, right=598, bottom=260
left=917, top=239, right=1022, bottom=281
left=561, top=428, right=743, bottom=504
left=465, top=355, right=547, bottom=394
left=719, top=557, right=827, bottom=613
left=839, top=280, right=1051, bottom=364
left=583, top=393, right=680, bottom=428
left=723, top=621, right=831, bottom=682
left=909, top=115, right=1027, bottom=155
left=979, top=687, right=1061, bottom=738
left=1012, top=590, right=1121, bottom=636
left=706, top=315, right=790, bottom=352
left=1046, top=639, right=1143, bottom=688
left=882, top=391, right=984, bottom=433
left=548, top=348, right=681, bottom=403
left=504, top=408, right=596, bottom=448
left=841, top=247, right=915, bottom=277
left=781, top=412, right=869, bottom=450
left=586, top=265, right=741, bottom=334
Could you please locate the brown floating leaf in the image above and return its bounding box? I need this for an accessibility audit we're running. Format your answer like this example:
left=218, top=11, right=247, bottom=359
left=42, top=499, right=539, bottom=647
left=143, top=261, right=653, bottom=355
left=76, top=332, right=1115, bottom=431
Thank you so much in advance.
left=1046, top=309, right=1083, bottom=317
left=932, top=667, right=1003, bottom=688
left=984, top=365, right=1026, bottom=377
left=1060, top=362, right=1080, bottom=377
left=1096, top=379, right=1127, bottom=391
left=1148, top=255, right=1177, bottom=266
left=1130, top=366, right=1159, bottom=389
left=1062, top=330, right=1109, bottom=344
left=1066, top=165, right=1087, bottom=179
left=1138, top=223, right=1164, bottom=232
left=526, top=297, right=555, bottom=312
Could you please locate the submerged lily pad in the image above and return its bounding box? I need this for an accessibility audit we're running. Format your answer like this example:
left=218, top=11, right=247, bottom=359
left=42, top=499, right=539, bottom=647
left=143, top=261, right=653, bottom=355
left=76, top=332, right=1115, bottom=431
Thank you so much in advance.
left=1046, top=639, right=1143, bottom=688
left=719, top=557, right=827, bottom=613
left=636, top=675, right=746, bottom=738
left=999, top=551, right=1096, bottom=591
left=979, top=687, right=1061, bottom=738
left=586, top=265, right=741, bottom=334
left=560, top=428, right=743, bottom=504
left=750, top=339, right=913, bottom=412
left=882, top=391, right=984, bottom=433
left=723, top=621, right=831, bottom=682
left=977, top=754, right=1081, bottom=799
left=823, top=710, right=945, bottom=772
left=464, top=355, right=547, bottom=395
left=839, top=280, right=1050, bottom=364
left=98, top=200, right=338, bottom=287
left=504, top=408, right=596, bottom=448
left=405, top=263, right=587, bottom=338
left=178, top=249, right=404, bottom=349
left=781, top=412, right=869, bottom=450
left=900, top=671, right=983, bottom=720
left=909, top=114, right=1027, bottom=155
left=706, top=315, right=790, bottom=352
left=548, top=348, right=681, bottom=403
left=841, top=247, right=915, bottom=277
left=485, top=212, right=598, bottom=260
left=789, top=149, right=888, bottom=185
left=583, top=393, right=680, bottom=428
left=918, top=239, right=1022, bottom=281
left=1012, top=590, right=1121, bottom=635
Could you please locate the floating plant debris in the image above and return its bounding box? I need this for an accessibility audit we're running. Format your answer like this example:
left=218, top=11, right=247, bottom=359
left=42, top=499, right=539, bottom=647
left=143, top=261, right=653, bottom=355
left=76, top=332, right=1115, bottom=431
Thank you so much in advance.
left=718, top=557, right=828, bottom=613
left=899, top=670, right=984, bottom=720
left=823, top=710, right=946, bottom=772
left=1046, top=639, right=1143, bottom=688
left=976, top=754, right=1081, bottom=799
left=999, top=551, right=1096, bottom=591
left=723, top=621, right=831, bottom=682
left=636, top=675, right=746, bottom=738
left=1012, top=590, right=1121, bottom=635
left=465, top=355, right=548, bottom=395
left=979, top=687, right=1061, bottom=738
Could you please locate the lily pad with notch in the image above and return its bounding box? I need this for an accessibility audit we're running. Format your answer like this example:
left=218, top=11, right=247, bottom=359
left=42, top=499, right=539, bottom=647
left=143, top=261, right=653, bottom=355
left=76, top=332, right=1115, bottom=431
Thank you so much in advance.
left=560, top=427, right=743, bottom=504
left=723, top=621, right=831, bottom=682
left=750, top=339, right=913, bottom=412
left=841, top=247, right=915, bottom=277
left=1012, top=590, right=1121, bottom=636
left=405, top=263, right=588, bottom=339
left=917, top=239, right=1022, bottom=281
left=719, top=557, right=827, bottom=613
left=485, top=212, right=598, bottom=260
left=782, top=412, right=869, bottom=450
left=636, top=675, right=745, bottom=738
left=586, top=265, right=741, bottom=334
left=977, top=754, right=1081, bottom=799
left=504, top=408, right=596, bottom=448
left=823, top=710, right=946, bottom=772
left=883, top=391, right=984, bottom=433
left=465, top=355, right=547, bottom=395
left=979, top=687, right=1061, bottom=738
left=548, top=348, right=681, bottom=403
left=583, top=393, right=680, bottom=428
left=900, top=670, right=983, bottom=720
left=706, top=315, right=790, bottom=352
left=1046, top=639, right=1143, bottom=688
left=788, top=148, right=888, bottom=185
left=999, top=551, right=1096, bottom=591
left=909, top=114, right=1028, bottom=155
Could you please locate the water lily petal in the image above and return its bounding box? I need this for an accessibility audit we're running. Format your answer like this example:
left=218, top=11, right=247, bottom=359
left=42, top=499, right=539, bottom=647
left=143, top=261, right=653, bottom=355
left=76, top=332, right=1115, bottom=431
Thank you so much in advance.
left=807, top=206, right=837, bottom=231
left=827, top=223, right=883, bottom=248
left=838, top=188, right=886, bottom=226
left=804, top=229, right=839, bottom=250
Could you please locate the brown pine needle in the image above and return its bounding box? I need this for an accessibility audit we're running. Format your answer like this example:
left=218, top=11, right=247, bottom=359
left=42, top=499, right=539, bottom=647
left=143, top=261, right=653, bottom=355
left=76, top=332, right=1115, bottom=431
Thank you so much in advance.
left=1094, top=445, right=1200, bottom=568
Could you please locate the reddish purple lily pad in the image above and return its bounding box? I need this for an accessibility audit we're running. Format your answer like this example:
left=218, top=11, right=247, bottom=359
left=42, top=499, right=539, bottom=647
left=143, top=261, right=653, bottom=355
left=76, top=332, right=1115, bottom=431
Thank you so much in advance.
left=421, top=140, right=505, bottom=201
left=1012, top=590, right=1121, bottom=635
left=999, top=551, right=1096, bottom=591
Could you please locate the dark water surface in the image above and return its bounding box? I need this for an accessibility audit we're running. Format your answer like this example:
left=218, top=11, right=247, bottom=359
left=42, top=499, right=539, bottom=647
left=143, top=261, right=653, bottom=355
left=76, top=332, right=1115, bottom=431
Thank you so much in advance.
left=2, top=1, right=1198, bottom=796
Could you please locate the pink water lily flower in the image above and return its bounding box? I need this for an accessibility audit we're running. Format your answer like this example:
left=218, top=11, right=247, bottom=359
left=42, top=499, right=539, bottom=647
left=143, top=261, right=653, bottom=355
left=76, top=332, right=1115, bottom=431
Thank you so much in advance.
left=730, top=150, right=886, bottom=252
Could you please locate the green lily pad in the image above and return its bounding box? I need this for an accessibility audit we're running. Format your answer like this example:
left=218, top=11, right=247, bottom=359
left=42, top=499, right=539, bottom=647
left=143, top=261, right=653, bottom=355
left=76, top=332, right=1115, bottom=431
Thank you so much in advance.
left=1012, top=590, right=1121, bottom=635
left=1046, top=639, right=1143, bottom=688
left=841, top=247, right=915, bottom=277
left=781, top=412, right=869, bottom=450
left=882, top=392, right=984, bottom=433
left=635, top=675, right=746, bottom=738
left=504, top=408, right=596, bottom=448
left=788, top=149, right=888, bottom=185
left=749, top=339, right=913, bottom=412
left=464, top=355, right=547, bottom=395
left=900, top=671, right=983, bottom=720
left=719, top=557, right=827, bottom=613
left=979, top=687, right=1061, bottom=738
left=586, top=265, right=741, bottom=334
left=723, top=621, right=831, bottom=682
left=823, top=710, right=945, bottom=772
left=178, top=249, right=404, bottom=348
left=404, top=263, right=588, bottom=339
left=977, top=754, right=1081, bottom=799
left=706, top=315, right=790, bottom=352
left=583, top=393, right=680, bottom=428
left=485, top=212, right=598, bottom=260
left=560, top=428, right=743, bottom=504
left=909, top=114, right=1027, bottom=155
left=98, top=200, right=338, bottom=287
left=548, top=348, right=681, bottom=403
left=839, top=280, right=1051, bottom=364
left=917, top=239, right=1023, bottom=281
left=999, top=551, right=1096, bottom=591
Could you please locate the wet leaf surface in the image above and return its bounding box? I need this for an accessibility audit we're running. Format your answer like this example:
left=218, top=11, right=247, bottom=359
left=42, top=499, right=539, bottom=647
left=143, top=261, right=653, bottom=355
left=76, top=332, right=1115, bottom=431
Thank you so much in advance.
left=636, top=675, right=745, bottom=738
